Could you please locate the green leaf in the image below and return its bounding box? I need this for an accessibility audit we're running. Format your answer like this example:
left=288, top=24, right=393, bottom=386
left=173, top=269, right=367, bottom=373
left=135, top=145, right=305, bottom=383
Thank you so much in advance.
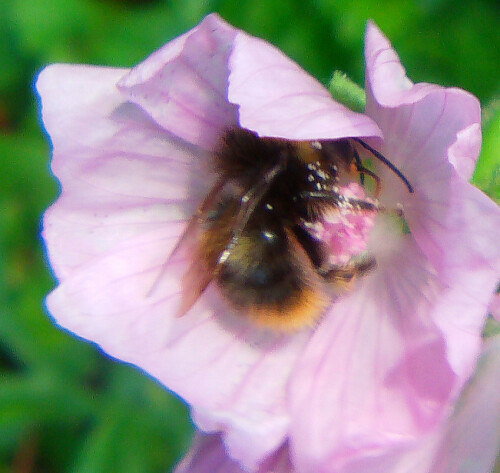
left=473, top=99, right=500, bottom=201
left=0, top=371, right=95, bottom=442
left=70, top=366, right=193, bottom=473
left=328, top=71, right=366, bottom=112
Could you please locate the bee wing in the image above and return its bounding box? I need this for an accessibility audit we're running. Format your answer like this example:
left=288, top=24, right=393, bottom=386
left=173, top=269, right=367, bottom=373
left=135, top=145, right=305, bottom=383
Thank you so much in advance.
left=215, top=161, right=284, bottom=268
left=152, top=160, right=286, bottom=316
left=175, top=253, right=215, bottom=317
left=176, top=161, right=286, bottom=317
left=146, top=177, right=227, bottom=301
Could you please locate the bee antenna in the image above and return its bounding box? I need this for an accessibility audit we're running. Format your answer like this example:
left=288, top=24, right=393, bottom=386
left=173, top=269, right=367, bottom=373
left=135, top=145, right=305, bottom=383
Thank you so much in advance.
left=353, top=138, right=414, bottom=193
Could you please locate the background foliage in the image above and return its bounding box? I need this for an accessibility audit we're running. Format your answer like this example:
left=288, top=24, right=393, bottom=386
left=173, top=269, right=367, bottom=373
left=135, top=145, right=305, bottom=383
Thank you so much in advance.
left=1, top=0, right=498, bottom=471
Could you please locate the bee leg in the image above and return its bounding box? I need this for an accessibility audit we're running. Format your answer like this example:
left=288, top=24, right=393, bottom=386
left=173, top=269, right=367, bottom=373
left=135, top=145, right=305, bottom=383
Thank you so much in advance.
left=352, top=145, right=366, bottom=187
left=301, top=191, right=406, bottom=219
left=352, top=146, right=382, bottom=197
left=353, top=138, right=413, bottom=194
left=299, top=190, right=380, bottom=213
left=321, top=256, right=376, bottom=283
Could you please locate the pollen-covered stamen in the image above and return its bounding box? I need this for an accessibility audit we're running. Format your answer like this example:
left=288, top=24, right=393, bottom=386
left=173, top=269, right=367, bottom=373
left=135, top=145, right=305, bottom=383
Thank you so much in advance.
left=307, top=183, right=377, bottom=266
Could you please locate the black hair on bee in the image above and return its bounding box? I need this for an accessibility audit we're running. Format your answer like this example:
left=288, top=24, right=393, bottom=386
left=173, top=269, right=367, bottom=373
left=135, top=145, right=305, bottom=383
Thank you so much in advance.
left=166, top=128, right=413, bottom=331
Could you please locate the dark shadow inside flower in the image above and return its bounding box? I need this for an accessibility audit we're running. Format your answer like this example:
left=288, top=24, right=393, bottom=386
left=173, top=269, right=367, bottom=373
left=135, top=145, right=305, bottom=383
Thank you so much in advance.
left=174, top=432, right=293, bottom=473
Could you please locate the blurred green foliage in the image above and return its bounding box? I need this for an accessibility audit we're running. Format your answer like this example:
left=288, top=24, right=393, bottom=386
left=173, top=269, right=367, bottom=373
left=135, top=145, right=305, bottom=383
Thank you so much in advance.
left=0, top=0, right=498, bottom=471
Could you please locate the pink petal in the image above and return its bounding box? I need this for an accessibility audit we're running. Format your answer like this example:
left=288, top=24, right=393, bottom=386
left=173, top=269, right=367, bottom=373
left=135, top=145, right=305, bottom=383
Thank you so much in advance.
left=404, top=179, right=499, bottom=383
left=336, top=334, right=500, bottom=473
left=364, top=83, right=484, bottom=280
left=174, top=434, right=242, bottom=473
left=428, top=181, right=500, bottom=277
left=178, top=335, right=500, bottom=473
left=228, top=32, right=382, bottom=141
left=364, top=86, right=481, bottom=208
left=233, top=336, right=499, bottom=473
left=289, top=237, right=463, bottom=473
left=447, top=123, right=482, bottom=181
left=424, top=182, right=500, bottom=380
left=365, top=22, right=444, bottom=107
left=400, top=179, right=499, bottom=383
left=364, top=93, right=484, bottom=276
left=427, top=334, right=500, bottom=473
left=174, top=433, right=294, bottom=473
left=364, top=21, right=481, bottom=182
left=37, top=64, right=211, bottom=280
left=46, top=225, right=312, bottom=469
left=363, top=24, right=498, bottom=326
left=118, top=14, right=239, bottom=150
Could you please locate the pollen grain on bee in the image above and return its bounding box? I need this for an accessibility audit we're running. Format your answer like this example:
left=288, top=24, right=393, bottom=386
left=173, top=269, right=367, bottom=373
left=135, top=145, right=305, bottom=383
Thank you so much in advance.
left=316, top=170, right=329, bottom=180
left=262, top=230, right=275, bottom=241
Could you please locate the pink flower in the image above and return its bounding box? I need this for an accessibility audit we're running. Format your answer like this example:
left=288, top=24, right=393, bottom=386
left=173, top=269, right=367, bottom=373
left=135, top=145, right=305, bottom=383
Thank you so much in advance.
left=175, top=333, right=500, bottom=473
left=37, top=14, right=500, bottom=472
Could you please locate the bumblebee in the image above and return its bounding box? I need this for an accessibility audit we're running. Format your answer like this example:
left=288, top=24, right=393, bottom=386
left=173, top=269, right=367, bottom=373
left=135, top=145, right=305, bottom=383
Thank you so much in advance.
left=169, top=128, right=413, bottom=331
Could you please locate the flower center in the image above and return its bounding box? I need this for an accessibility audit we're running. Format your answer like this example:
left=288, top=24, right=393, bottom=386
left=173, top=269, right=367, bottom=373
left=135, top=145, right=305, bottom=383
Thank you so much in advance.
left=307, top=183, right=377, bottom=266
